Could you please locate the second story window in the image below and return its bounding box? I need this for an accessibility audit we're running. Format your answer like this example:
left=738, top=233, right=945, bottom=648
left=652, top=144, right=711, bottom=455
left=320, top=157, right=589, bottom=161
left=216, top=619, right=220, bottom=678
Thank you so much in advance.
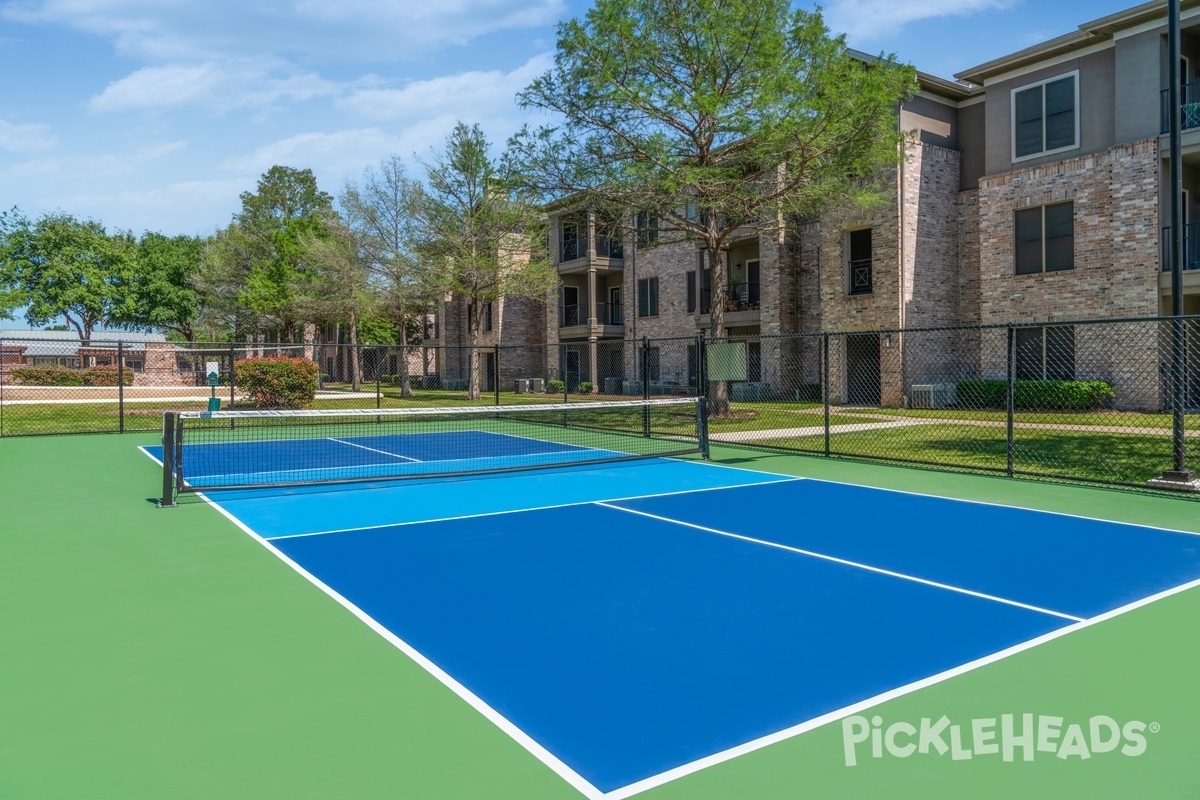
left=1013, top=73, right=1077, bottom=160
left=1015, top=202, right=1073, bottom=274
left=847, top=228, right=872, bottom=296
left=637, top=277, right=659, bottom=317
left=686, top=270, right=696, bottom=313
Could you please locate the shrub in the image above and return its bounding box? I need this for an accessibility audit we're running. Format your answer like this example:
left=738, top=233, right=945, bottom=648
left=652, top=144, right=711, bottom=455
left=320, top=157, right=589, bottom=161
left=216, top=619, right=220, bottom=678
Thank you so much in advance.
left=10, top=365, right=85, bottom=386
left=956, top=379, right=1115, bottom=411
left=578, top=380, right=594, bottom=394
left=546, top=379, right=566, bottom=394
left=82, top=365, right=135, bottom=386
left=235, top=357, right=319, bottom=408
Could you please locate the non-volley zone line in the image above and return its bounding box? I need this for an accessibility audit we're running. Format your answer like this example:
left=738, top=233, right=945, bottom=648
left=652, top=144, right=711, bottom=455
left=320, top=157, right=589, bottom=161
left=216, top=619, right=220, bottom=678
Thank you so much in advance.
left=594, top=501, right=1085, bottom=623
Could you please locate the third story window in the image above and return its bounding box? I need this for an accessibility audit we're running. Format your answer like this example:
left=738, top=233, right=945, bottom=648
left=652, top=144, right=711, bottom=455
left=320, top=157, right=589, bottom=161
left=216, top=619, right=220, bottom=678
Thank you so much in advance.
left=1013, top=73, right=1077, bottom=159
left=638, top=277, right=659, bottom=317
left=1015, top=202, right=1073, bottom=274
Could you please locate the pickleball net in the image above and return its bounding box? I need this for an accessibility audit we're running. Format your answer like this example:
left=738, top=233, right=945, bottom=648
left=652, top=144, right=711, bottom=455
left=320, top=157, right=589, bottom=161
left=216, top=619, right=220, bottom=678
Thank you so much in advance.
left=158, top=398, right=709, bottom=505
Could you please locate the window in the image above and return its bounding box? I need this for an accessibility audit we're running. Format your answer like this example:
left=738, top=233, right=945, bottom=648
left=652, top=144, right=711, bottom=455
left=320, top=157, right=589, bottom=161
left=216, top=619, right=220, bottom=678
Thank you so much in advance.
left=1015, top=202, right=1073, bottom=274
left=847, top=228, right=872, bottom=296
left=637, top=277, right=659, bottom=317
left=686, top=270, right=696, bottom=313
left=1013, top=73, right=1077, bottom=160
left=636, top=212, right=658, bottom=247
left=468, top=302, right=494, bottom=332
left=1016, top=326, right=1075, bottom=380
left=560, top=220, right=580, bottom=262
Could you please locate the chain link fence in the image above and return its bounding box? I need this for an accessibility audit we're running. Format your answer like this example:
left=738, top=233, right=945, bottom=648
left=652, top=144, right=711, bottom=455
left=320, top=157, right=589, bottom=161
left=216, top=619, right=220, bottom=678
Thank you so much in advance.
left=2, top=318, right=1197, bottom=494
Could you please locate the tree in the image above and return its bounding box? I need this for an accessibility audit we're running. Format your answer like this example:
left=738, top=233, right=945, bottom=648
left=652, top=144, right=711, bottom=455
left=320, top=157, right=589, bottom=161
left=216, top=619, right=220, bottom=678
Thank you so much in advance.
left=417, top=123, right=558, bottom=401
left=0, top=210, right=137, bottom=340
left=112, top=232, right=204, bottom=340
left=510, top=0, right=917, bottom=413
left=341, top=156, right=437, bottom=397
left=202, top=166, right=335, bottom=341
left=0, top=208, right=28, bottom=320
left=296, top=212, right=379, bottom=392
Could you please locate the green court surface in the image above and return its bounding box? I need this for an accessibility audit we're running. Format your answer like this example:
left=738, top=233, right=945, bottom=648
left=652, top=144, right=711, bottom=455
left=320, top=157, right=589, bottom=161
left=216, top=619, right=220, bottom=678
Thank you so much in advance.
left=1, top=433, right=1198, bottom=799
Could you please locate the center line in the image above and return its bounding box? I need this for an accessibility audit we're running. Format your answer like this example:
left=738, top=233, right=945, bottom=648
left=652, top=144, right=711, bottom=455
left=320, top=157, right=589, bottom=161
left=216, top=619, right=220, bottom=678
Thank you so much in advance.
left=328, top=438, right=420, bottom=462
left=594, top=501, right=1084, bottom=623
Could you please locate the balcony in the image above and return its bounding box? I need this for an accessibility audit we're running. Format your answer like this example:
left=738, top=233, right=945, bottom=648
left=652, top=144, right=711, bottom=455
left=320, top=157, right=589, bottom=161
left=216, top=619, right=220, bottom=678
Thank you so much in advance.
left=1159, top=82, right=1200, bottom=133
left=556, top=224, right=624, bottom=271
left=558, top=301, right=624, bottom=334
left=699, top=282, right=760, bottom=314
left=1161, top=224, right=1200, bottom=271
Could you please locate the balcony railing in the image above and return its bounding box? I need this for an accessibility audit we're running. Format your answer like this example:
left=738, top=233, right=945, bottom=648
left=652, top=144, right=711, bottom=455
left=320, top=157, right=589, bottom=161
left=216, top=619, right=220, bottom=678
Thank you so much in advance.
left=560, top=233, right=623, bottom=262
left=559, top=301, right=625, bottom=327
left=849, top=258, right=873, bottom=295
left=699, top=282, right=761, bottom=314
left=1159, top=81, right=1200, bottom=133
left=1161, top=223, right=1200, bottom=270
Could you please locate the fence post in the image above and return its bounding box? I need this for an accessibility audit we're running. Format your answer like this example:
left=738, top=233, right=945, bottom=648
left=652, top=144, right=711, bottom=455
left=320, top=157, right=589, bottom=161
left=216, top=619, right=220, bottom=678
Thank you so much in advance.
left=375, top=345, right=381, bottom=410
left=823, top=333, right=831, bottom=457
left=229, top=342, right=236, bottom=429
left=495, top=344, right=501, bottom=407
left=697, top=329, right=707, bottom=399
left=642, top=335, right=651, bottom=437
left=1006, top=325, right=1015, bottom=478
left=118, top=340, right=125, bottom=434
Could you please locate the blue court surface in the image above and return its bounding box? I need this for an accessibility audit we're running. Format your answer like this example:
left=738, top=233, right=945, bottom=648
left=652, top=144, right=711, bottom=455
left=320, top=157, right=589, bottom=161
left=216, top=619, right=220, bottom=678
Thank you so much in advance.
left=143, top=444, right=1200, bottom=798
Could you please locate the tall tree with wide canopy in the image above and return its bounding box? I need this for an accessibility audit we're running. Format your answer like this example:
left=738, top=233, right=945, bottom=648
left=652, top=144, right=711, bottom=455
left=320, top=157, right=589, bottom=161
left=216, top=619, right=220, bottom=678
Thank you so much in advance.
left=341, top=156, right=436, bottom=397
left=203, top=165, right=335, bottom=341
left=0, top=210, right=137, bottom=340
left=418, top=123, right=557, bottom=401
left=112, top=232, right=205, bottom=340
left=510, top=0, right=917, bottom=413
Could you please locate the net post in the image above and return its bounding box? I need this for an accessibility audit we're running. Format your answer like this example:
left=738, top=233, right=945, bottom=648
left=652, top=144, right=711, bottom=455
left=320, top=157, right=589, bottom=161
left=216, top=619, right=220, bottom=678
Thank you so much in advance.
left=696, top=397, right=710, bottom=459
left=1006, top=324, right=1015, bottom=478
left=158, top=411, right=177, bottom=508
left=118, top=340, right=126, bottom=434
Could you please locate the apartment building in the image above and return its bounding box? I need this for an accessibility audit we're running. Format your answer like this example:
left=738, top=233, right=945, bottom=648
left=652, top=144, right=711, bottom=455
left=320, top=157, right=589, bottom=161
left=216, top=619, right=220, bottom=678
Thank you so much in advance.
left=536, top=0, right=1200, bottom=410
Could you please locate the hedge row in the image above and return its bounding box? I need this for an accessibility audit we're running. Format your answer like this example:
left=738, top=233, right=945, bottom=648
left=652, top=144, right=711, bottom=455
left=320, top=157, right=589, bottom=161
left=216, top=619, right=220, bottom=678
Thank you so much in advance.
left=956, top=379, right=1115, bottom=410
left=9, top=364, right=135, bottom=386
left=235, top=357, right=318, bottom=408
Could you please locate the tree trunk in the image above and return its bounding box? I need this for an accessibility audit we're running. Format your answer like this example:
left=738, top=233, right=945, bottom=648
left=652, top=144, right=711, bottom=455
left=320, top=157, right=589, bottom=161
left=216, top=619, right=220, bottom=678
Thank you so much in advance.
left=467, top=301, right=482, bottom=401
left=398, top=308, right=413, bottom=397
left=349, top=309, right=361, bottom=392
left=707, top=245, right=731, bottom=417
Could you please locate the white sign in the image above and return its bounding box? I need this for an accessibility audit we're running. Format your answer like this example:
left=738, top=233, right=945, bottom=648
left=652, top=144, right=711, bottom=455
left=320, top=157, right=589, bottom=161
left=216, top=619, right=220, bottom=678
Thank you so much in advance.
left=205, top=361, right=220, bottom=376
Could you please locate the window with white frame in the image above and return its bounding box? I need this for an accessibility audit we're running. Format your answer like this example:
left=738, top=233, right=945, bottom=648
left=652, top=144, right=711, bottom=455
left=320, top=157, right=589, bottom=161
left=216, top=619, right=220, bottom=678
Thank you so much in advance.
left=1012, top=72, right=1078, bottom=160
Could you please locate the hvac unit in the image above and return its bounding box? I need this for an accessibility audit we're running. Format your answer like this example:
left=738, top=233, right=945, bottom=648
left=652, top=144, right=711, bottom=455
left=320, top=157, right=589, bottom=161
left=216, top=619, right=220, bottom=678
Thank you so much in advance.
left=910, top=383, right=957, bottom=409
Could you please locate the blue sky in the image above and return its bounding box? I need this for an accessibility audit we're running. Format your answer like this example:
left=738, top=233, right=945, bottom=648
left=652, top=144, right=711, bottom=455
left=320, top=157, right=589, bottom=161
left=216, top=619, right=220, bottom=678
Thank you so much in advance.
left=0, top=0, right=1138, bottom=238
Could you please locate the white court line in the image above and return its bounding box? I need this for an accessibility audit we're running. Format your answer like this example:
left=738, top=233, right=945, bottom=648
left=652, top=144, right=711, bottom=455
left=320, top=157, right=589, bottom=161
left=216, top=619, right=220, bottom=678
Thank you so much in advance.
left=192, top=491, right=607, bottom=800
left=263, top=478, right=803, bottom=541
left=678, top=456, right=1200, bottom=539
left=328, top=437, right=420, bottom=462
left=594, top=501, right=1084, bottom=623
left=604, top=573, right=1200, bottom=800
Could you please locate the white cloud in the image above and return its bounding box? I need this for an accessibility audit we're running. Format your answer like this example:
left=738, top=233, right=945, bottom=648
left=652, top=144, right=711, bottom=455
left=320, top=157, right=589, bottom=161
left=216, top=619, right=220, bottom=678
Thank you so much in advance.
left=339, top=53, right=552, bottom=120
left=824, top=0, right=1014, bottom=43
left=52, top=178, right=251, bottom=234
left=0, top=119, right=57, bottom=153
left=2, top=0, right=565, bottom=63
left=219, top=128, right=412, bottom=180
left=89, top=59, right=338, bottom=113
